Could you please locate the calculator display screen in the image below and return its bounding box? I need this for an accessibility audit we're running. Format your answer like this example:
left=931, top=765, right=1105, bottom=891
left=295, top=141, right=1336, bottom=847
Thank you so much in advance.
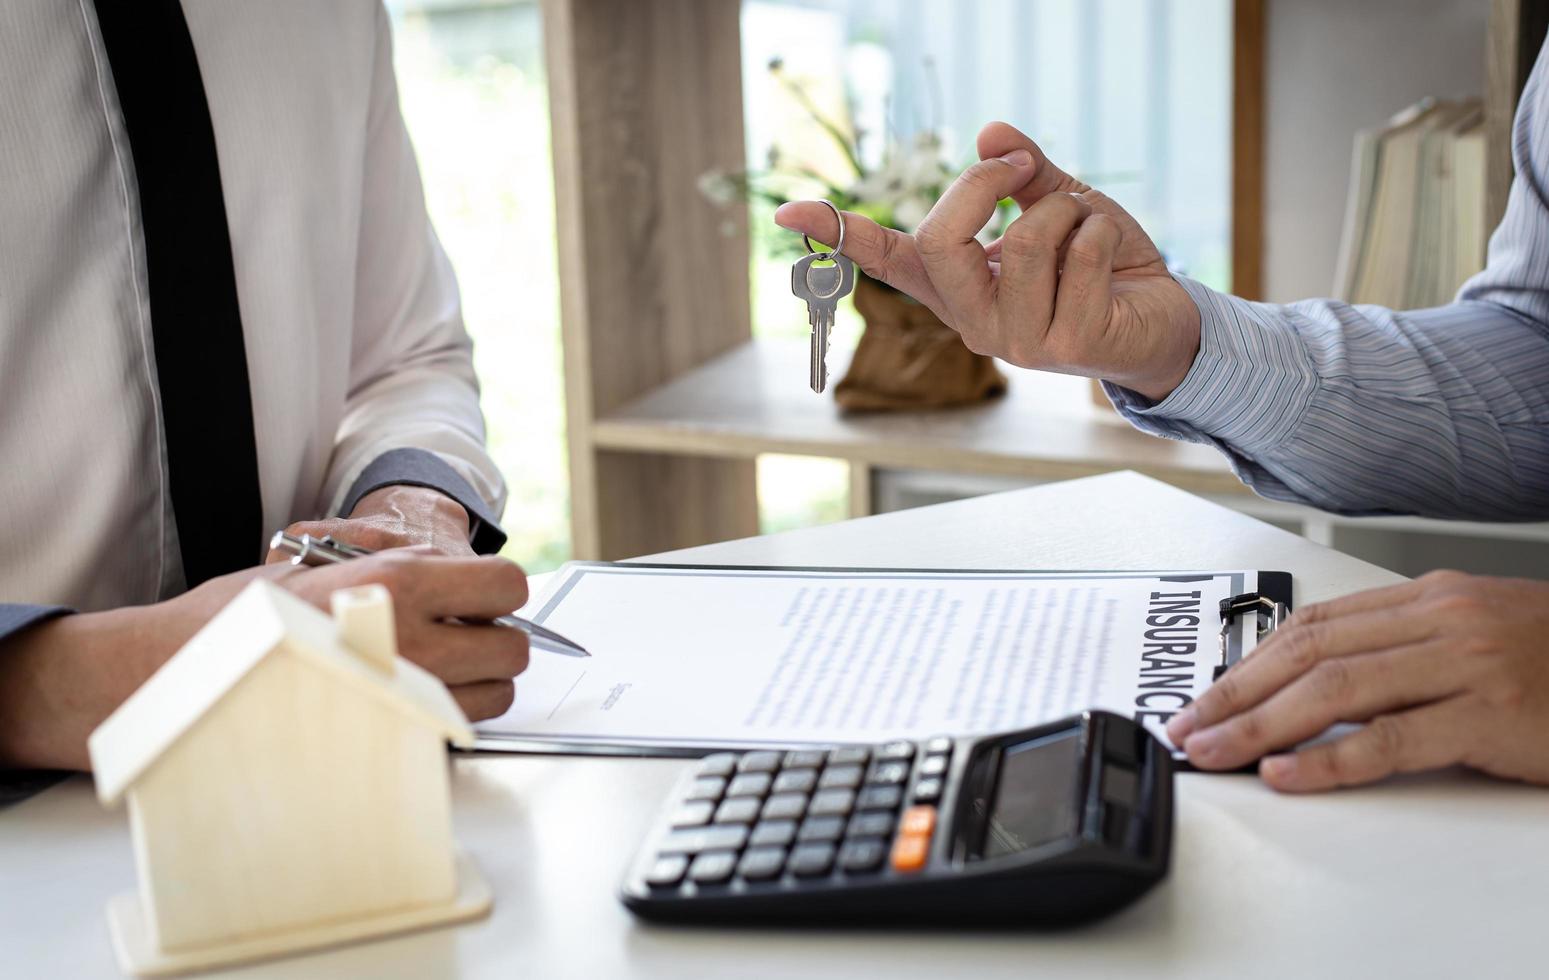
left=980, top=732, right=1081, bottom=858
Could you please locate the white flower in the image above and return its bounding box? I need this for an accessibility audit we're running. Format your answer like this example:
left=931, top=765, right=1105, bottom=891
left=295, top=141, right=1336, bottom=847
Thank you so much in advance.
left=894, top=194, right=933, bottom=232
left=696, top=169, right=741, bottom=207
left=846, top=130, right=954, bottom=229
left=900, top=132, right=951, bottom=187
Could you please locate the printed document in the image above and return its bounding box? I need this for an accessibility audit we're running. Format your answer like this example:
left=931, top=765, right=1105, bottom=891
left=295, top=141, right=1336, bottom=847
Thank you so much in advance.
left=478, top=564, right=1264, bottom=755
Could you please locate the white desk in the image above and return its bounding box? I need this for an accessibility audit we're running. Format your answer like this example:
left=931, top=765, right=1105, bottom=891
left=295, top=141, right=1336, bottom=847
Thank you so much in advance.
left=4, top=472, right=1545, bottom=979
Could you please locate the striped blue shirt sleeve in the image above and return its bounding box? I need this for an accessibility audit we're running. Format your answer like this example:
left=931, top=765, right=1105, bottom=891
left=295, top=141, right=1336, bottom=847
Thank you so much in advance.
left=1103, top=43, right=1549, bottom=520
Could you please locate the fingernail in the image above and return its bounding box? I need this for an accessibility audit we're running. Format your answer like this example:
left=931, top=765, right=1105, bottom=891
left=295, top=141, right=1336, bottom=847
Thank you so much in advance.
left=1166, top=707, right=1197, bottom=742
left=998, top=149, right=1032, bottom=167
left=1260, top=754, right=1296, bottom=782
left=1184, top=727, right=1223, bottom=764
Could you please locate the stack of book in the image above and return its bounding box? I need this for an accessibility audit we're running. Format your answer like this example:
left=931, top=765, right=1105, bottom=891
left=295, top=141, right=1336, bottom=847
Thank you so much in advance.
left=1332, top=98, right=1488, bottom=309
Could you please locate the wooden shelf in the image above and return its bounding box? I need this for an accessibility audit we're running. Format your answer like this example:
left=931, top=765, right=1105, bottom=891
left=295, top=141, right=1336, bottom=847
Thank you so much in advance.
left=592, top=339, right=1248, bottom=497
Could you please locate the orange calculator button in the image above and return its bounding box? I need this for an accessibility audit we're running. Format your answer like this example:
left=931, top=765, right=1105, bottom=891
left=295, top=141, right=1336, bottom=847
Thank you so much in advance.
left=900, top=805, right=937, bottom=837
left=890, top=832, right=930, bottom=873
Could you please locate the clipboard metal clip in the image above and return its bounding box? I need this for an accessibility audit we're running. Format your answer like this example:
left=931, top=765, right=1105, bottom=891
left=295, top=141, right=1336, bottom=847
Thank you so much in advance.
left=1216, top=592, right=1289, bottom=678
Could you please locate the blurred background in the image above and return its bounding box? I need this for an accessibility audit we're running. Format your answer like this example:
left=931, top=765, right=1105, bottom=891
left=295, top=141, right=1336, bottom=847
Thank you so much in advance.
left=384, top=0, right=1232, bottom=572
left=383, top=0, right=1546, bottom=579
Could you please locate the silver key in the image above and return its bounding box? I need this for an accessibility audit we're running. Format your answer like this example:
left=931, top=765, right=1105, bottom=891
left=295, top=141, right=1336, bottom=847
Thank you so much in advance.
left=792, top=251, right=855, bottom=393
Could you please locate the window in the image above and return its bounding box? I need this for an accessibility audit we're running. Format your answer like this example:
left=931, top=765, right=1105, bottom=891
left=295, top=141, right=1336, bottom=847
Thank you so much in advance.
left=386, top=0, right=569, bottom=570
left=739, top=0, right=1234, bottom=527
left=741, top=0, right=1233, bottom=335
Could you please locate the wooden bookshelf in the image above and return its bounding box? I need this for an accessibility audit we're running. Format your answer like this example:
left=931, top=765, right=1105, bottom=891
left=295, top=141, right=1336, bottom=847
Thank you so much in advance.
left=544, top=0, right=1549, bottom=560
left=542, top=0, right=757, bottom=560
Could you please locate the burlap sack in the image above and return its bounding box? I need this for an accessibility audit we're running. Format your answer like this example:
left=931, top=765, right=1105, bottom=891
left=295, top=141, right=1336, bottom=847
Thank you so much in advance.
left=834, top=275, right=1007, bottom=412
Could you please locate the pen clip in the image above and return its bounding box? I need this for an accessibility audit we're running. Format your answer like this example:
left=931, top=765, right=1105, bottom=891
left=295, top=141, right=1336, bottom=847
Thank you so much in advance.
left=269, top=531, right=372, bottom=566
left=316, top=535, right=374, bottom=559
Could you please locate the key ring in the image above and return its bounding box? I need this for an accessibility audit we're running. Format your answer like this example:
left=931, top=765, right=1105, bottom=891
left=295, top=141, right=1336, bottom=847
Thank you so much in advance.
left=802, top=200, right=846, bottom=261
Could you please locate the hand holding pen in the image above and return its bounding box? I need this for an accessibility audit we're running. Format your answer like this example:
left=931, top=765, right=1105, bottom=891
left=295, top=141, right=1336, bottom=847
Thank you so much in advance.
left=270, top=531, right=589, bottom=658
left=256, top=538, right=540, bottom=720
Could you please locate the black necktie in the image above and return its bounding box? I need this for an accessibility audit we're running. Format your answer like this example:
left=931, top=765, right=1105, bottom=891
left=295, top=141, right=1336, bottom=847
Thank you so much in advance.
left=90, top=0, right=264, bottom=587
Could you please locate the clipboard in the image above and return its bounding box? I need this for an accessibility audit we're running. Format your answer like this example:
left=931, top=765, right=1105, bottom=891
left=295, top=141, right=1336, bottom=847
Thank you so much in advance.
left=470, top=563, right=1293, bottom=760
left=1216, top=570, right=1293, bottom=678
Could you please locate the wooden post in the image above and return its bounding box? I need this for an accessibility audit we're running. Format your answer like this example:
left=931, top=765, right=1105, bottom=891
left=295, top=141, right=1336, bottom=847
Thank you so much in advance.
left=1486, top=0, right=1549, bottom=232
left=542, top=0, right=759, bottom=559
left=1231, top=0, right=1265, bottom=301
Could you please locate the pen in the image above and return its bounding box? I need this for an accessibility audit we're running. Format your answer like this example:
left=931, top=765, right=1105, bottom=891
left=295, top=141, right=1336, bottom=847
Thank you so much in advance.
left=268, top=531, right=591, bottom=658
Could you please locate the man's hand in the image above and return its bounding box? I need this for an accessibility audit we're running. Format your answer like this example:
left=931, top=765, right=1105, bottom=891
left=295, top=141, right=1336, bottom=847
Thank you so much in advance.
left=269, top=549, right=528, bottom=720
left=0, top=550, right=528, bottom=771
left=773, top=121, right=1202, bottom=401
left=1166, top=571, right=1549, bottom=791
left=268, top=485, right=476, bottom=560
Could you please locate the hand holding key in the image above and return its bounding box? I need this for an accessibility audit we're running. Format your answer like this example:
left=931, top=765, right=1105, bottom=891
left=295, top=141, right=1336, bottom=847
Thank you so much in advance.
left=791, top=200, right=856, bottom=393
left=776, top=122, right=1203, bottom=402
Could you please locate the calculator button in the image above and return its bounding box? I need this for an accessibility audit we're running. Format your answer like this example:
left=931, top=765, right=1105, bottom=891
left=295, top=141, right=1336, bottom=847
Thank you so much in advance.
left=817, top=764, right=864, bottom=790
left=670, top=800, right=715, bottom=828
left=726, top=773, right=773, bottom=798
left=807, top=788, right=856, bottom=817
left=924, top=736, right=953, bottom=756
left=697, top=753, right=739, bottom=777
left=738, top=751, right=783, bottom=774
left=783, top=749, right=826, bottom=769
left=688, top=850, right=738, bottom=885
left=918, top=754, right=949, bottom=777
left=912, top=777, right=944, bottom=804
left=713, top=797, right=762, bottom=825
left=749, top=819, right=798, bottom=848
left=659, top=825, right=749, bottom=855
left=737, top=846, right=787, bottom=882
left=644, top=854, right=689, bottom=888
left=684, top=776, right=727, bottom=803
left=876, top=740, right=916, bottom=762
left=856, top=785, right=903, bottom=811
left=797, top=815, right=846, bottom=843
left=889, top=833, right=930, bottom=873
left=760, top=793, right=808, bottom=822
left=827, top=746, right=870, bottom=767
left=787, top=842, right=837, bottom=877
left=837, top=838, right=887, bottom=873
left=846, top=811, right=895, bottom=839
left=900, top=804, right=937, bottom=837
left=772, top=768, right=818, bottom=795
left=868, top=761, right=911, bottom=786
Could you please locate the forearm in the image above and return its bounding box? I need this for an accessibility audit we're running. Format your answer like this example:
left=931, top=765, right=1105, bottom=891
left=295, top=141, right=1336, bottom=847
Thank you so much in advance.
left=0, top=607, right=170, bottom=771
left=1107, top=277, right=1549, bottom=518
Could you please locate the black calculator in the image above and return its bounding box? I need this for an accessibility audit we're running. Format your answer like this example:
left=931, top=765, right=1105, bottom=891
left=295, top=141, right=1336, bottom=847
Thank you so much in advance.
left=620, top=710, right=1173, bottom=925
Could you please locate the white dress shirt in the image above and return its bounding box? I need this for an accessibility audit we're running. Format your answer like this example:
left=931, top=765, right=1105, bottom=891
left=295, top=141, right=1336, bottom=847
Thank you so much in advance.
left=0, top=0, right=506, bottom=613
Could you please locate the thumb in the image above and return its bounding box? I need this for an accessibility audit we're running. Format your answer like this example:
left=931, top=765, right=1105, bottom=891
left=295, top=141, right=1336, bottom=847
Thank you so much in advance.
left=773, top=202, right=947, bottom=319
left=976, top=120, right=1089, bottom=209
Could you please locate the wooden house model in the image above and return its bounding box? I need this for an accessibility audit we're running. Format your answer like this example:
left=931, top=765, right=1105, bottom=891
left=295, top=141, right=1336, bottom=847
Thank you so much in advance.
left=88, top=580, right=492, bottom=976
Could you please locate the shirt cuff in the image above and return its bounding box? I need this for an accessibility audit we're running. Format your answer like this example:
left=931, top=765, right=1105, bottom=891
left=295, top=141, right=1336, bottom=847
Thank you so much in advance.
left=0, top=604, right=73, bottom=644
left=339, top=448, right=508, bottom=555
left=1101, top=275, right=1321, bottom=458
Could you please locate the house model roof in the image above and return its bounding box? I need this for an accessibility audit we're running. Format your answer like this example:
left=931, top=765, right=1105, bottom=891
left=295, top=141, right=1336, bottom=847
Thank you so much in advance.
left=90, top=580, right=474, bottom=806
